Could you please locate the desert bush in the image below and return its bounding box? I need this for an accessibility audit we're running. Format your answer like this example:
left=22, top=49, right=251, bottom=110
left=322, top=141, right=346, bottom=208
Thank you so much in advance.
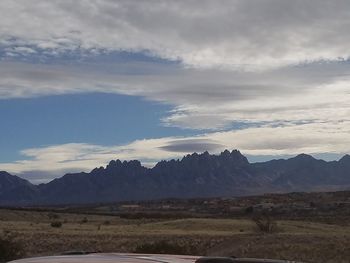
left=47, top=212, right=60, bottom=219
left=81, top=217, right=88, bottom=224
left=50, top=221, right=63, bottom=228
left=245, top=206, right=254, bottom=214
left=0, top=233, right=25, bottom=262
left=252, top=214, right=277, bottom=233
left=134, top=240, right=198, bottom=255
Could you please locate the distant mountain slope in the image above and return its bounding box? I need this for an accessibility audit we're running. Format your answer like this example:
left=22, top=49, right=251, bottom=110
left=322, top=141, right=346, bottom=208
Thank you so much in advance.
left=252, top=153, right=350, bottom=191
left=0, top=171, right=39, bottom=205
left=1, top=150, right=350, bottom=205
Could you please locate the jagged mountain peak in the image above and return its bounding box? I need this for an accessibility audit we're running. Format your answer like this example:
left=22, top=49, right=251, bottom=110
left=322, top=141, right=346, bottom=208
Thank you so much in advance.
left=219, top=149, right=249, bottom=165
left=154, top=150, right=249, bottom=172
left=179, top=149, right=248, bottom=164
left=106, top=159, right=123, bottom=168
left=106, top=159, right=142, bottom=169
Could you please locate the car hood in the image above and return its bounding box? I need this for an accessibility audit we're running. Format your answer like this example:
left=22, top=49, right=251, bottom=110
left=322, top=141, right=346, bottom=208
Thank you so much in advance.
left=8, top=253, right=200, bottom=263
left=8, top=253, right=300, bottom=263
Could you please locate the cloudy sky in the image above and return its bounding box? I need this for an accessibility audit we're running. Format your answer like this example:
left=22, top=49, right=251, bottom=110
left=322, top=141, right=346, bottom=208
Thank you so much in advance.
left=1, top=0, right=350, bottom=183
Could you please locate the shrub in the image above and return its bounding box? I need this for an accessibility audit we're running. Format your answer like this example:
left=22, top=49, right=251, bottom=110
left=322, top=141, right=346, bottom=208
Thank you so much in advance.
left=47, top=213, right=60, bottom=219
left=50, top=221, right=63, bottom=228
left=252, top=214, right=277, bottom=233
left=0, top=233, right=24, bottom=262
left=81, top=217, right=88, bottom=224
left=245, top=206, right=254, bottom=214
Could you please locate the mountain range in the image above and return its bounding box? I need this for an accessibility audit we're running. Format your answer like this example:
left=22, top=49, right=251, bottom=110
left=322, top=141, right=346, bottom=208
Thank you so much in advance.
left=1, top=150, right=350, bottom=206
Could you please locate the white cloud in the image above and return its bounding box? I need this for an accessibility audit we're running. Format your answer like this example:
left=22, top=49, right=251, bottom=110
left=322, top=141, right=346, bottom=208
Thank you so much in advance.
left=1, top=0, right=350, bottom=70
left=1, top=1, right=350, bottom=131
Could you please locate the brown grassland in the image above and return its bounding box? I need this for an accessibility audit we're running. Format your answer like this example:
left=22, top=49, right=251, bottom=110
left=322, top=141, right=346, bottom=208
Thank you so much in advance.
left=0, top=208, right=350, bottom=263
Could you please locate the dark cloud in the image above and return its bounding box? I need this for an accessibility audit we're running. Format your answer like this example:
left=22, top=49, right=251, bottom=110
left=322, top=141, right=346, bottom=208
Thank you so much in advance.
left=159, top=139, right=223, bottom=153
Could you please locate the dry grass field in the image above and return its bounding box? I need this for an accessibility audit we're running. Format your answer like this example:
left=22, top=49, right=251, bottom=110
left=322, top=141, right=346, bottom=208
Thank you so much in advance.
left=0, top=209, right=350, bottom=263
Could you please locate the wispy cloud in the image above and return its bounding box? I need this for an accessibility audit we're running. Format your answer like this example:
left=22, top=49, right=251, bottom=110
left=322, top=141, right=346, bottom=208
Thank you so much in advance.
left=1, top=60, right=350, bottom=130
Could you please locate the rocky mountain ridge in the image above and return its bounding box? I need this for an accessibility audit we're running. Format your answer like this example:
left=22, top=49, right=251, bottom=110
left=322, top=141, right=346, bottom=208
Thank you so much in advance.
left=1, top=150, right=350, bottom=205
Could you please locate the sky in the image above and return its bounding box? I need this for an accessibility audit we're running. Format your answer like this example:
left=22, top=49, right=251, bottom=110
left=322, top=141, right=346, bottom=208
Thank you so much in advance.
left=1, top=0, right=350, bottom=183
